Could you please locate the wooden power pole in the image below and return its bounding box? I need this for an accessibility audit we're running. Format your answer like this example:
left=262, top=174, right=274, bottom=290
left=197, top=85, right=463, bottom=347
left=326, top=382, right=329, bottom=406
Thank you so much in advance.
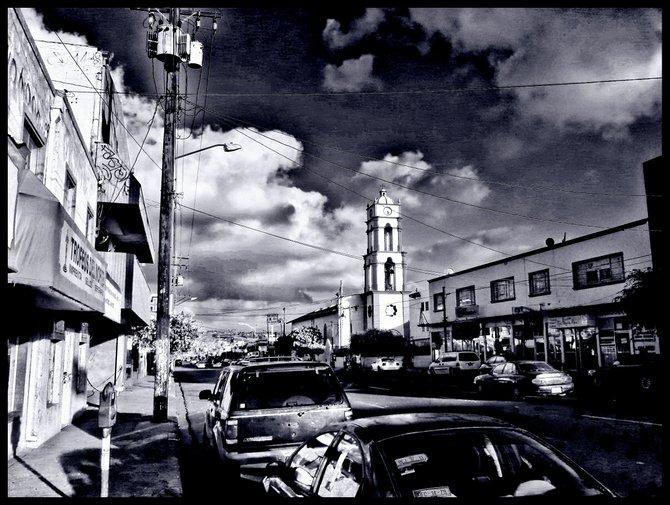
left=138, top=6, right=220, bottom=422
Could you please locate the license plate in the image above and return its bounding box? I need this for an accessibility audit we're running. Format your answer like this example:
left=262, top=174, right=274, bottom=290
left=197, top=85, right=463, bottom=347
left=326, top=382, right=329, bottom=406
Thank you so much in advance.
left=551, top=387, right=562, bottom=394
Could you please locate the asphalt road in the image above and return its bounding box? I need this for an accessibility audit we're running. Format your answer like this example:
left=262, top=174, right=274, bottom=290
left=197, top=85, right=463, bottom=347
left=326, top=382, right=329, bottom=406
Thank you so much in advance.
left=172, top=366, right=662, bottom=499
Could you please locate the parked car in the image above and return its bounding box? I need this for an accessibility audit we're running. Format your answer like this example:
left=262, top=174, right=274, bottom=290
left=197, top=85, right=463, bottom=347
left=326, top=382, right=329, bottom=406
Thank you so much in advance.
left=262, top=411, right=616, bottom=498
left=586, top=352, right=661, bottom=399
left=199, top=358, right=353, bottom=475
left=428, top=351, right=481, bottom=375
left=474, top=360, right=574, bottom=399
left=370, top=357, right=403, bottom=372
left=478, top=355, right=507, bottom=372
left=195, top=360, right=207, bottom=369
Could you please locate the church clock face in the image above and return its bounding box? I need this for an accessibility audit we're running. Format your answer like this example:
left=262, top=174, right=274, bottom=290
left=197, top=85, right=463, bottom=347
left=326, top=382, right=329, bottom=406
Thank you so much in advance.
left=385, top=304, right=397, bottom=316
left=383, top=206, right=392, bottom=215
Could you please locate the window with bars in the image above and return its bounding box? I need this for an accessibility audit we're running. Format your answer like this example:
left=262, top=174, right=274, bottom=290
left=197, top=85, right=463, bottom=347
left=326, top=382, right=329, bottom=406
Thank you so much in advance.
left=456, top=286, right=476, bottom=307
left=64, top=168, right=77, bottom=218
left=22, top=117, right=46, bottom=180
left=529, top=269, right=550, bottom=296
left=573, top=253, right=624, bottom=289
left=490, top=277, right=515, bottom=303
left=433, top=293, right=444, bottom=312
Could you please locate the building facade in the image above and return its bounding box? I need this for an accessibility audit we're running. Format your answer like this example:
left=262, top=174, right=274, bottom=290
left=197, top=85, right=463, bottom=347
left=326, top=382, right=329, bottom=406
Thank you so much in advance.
left=426, top=219, right=657, bottom=372
left=7, top=9, right=154, bottom=457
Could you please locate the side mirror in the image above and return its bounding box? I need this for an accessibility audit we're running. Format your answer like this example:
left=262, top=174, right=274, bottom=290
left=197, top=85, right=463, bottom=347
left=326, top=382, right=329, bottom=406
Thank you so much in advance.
left=199, top=389, right=213, bottom=400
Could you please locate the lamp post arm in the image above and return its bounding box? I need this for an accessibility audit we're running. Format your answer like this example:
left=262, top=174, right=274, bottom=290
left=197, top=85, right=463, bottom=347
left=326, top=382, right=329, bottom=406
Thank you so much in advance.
left=175, top=143, right=241, bottom=159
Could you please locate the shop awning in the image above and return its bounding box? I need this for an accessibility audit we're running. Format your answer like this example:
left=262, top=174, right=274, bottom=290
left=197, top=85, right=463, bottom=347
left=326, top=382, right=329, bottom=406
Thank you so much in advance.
left=96, top=175, right=155, bottom=264
left=8, top=170, right=107, bottom=313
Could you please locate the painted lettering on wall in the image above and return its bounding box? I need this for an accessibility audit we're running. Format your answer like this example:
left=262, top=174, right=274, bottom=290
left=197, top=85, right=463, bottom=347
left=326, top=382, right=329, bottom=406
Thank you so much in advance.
left=59, top=223, right=105, bottom=297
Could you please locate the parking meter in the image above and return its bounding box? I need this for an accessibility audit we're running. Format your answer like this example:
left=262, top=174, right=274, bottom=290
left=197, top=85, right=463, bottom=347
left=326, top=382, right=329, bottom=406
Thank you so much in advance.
left=98, top=382, right=117, bottom=428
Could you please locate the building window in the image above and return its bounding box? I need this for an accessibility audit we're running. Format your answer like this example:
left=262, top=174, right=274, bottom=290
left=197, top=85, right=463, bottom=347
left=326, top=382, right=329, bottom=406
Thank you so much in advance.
left=420, top=301, right=429, bottom=312
left=384, top=258, right=395, bottom=291
left=64, top=168, right=77, bottom=217
left=384, top=224, right=393, bottom=251
left=433, top=292, right=444, bottom=312
left=573, top=253, right=624, bottom=289
left=456, top=286, right=476, bottom=307
left=22, top=118, right=46, bottom=180
left=529, top=269, right=550, bottom=296
left=491, top=277, right=515, bottom=303
left=47, top=340, right=63, bottom=405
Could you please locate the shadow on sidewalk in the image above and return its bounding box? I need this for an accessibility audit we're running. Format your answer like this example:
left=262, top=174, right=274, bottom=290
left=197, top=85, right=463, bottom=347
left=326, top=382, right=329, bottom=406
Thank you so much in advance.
left=13, top=455, right=70, bottom=497
left=58, top=412, right=181, bottom=497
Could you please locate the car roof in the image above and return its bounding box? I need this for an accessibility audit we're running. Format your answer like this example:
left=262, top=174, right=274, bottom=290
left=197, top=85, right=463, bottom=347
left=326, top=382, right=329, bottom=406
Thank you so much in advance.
left=226, top=359, right=333, bottom=372
left=344, top=412, right=514, bottom=444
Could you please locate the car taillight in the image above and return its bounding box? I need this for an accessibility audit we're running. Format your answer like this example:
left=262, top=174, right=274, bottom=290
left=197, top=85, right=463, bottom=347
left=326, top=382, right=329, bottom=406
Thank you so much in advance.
left=225, top=419, right=238, bottom=440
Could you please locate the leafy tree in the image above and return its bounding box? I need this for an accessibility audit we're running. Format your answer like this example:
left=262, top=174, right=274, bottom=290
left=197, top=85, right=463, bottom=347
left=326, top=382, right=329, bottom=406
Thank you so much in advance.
left=132, top=312, right=199, bottom=355
left=287, top=326, right=324, bottom=359
left=350, top=329, right=406, bottom=357
left=614, top=268, right=661, bottom=330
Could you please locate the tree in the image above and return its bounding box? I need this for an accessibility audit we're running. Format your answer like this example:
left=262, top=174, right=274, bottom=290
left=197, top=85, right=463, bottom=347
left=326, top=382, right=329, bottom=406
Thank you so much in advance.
left=350, top=329, right=406, bottom=357
left=614, top=268, right=661, bottom=330
left=287, top=326, right=324, bottom=359
left=132, top=311, right=199, bottom=355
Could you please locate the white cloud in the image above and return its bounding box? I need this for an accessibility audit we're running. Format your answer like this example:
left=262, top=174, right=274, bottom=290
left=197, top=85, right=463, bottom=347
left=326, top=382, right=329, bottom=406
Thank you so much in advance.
left=409, top=8, right=662, bottom=136
left=323, top=54, right=382, bottom=92
left=323, top=8, right=386, bottom=50
left=21, top=8, right=89, bottom=44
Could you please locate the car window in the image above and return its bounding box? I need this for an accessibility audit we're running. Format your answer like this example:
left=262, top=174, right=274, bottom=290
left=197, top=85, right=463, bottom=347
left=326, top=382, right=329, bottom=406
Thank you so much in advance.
left=233, top=366, right=343, bottom=410
left=502, top=363, right=517, bottom=375
left=213, top=370, right=230, bottom=402
left=518, top=362, right=556, bottom=373
left=492, top=363, right=506, bottom=375
left=459, top=353, right=480, bottom=362
left=378, top=429, right=607, bottom=498
left=289, top=431, right=336, bottom=493
left=317, top=433, right=364, bottom=498
left=440, top=356, right=457, bottom=363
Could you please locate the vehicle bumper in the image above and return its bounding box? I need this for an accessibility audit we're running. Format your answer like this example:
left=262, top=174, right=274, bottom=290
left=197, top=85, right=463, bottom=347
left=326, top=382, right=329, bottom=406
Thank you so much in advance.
left=536, top=384, right=575, bottom=396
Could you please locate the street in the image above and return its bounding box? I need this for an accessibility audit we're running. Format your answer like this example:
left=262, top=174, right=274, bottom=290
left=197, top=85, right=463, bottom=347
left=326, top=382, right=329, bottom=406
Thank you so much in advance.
left=172, top=366, right=662, bottom=498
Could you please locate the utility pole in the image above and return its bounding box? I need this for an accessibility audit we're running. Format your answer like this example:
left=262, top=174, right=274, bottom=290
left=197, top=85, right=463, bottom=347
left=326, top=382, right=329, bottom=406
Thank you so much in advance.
left=442, top=286, right=449, bottom=353
left=137, top=7, right=220, bottom=422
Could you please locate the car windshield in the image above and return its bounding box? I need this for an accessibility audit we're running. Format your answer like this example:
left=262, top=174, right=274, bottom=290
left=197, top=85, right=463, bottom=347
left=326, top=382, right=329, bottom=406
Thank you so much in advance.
left=517, top=362, right=558, bottom=373
left=232, top=366, right=343, bottom=409
left=378, top=429, right=606, bottom=498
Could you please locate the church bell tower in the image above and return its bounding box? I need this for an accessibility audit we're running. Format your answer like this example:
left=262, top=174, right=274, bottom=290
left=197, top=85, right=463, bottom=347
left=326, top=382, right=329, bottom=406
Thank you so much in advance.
left=363, top=188, right=408, bottom=336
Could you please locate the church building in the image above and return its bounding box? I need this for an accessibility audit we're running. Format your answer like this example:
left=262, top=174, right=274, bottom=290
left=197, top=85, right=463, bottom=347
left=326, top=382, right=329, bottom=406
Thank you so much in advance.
left=289, top=188, right=410, bottom=350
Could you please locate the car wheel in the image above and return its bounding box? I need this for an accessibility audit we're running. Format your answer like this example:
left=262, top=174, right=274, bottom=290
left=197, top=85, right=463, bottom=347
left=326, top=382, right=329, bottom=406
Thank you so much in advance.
left=429, top=367, right=435, bottom=375
left=511, top=386, right=523, bottom=400
left=477, top=383, right=486, bottom=396
left=640, top=375, right=653, bottom=392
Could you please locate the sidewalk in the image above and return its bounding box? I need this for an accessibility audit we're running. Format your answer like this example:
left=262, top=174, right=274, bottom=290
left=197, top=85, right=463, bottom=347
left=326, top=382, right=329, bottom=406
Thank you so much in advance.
left=7, top=375, right=183, bottom=498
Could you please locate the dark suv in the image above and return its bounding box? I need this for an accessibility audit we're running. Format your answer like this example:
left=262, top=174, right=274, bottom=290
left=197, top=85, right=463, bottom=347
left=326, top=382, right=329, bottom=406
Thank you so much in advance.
left=199, top=358, right=352, bottom=474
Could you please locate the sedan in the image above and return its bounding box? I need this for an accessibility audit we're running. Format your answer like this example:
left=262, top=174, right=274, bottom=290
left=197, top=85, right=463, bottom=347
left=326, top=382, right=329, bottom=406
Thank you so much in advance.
left=370, top=357, right=403, bottom=372
left=262, top=412, right=615, bottom=498
left=478, top=355, right=507, bottom=372
left=474, top=360, right=574, bottom=399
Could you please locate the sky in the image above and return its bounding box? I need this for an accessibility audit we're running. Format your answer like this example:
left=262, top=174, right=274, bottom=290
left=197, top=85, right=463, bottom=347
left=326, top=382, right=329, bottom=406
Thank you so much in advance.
left=22, top=7, right=662, bottom=334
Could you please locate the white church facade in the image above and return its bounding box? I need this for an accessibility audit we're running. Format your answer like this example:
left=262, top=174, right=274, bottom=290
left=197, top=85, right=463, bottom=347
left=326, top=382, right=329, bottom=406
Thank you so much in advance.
left=289, top=189, right=410, bottom=349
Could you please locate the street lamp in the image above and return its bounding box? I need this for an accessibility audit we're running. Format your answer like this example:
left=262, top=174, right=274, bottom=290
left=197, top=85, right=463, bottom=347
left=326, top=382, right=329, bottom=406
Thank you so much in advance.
left=175, top=296, right=197, bottom=307
left=176, top=143, right=241, bottom=159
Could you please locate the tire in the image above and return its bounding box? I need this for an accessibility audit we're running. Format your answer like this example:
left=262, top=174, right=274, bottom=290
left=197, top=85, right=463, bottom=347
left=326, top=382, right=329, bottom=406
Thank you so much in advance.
left=511, top=385, right=523, bottom=400
left=477, top=383, right=485, bottom=396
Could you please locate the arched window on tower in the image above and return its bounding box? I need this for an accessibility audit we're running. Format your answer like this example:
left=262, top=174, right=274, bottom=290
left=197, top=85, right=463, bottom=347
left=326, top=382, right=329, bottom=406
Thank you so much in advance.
left=385, top=258, right=395, bottom=291
left=384, top=224, right=393, bottom=251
